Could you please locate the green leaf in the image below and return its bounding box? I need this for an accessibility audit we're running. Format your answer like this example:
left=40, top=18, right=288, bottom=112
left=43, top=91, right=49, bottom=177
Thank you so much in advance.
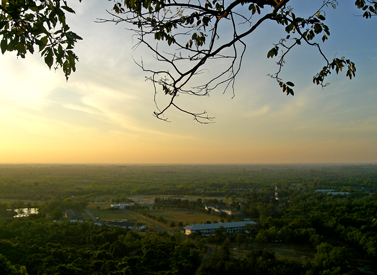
left=16, top=42, right=26, bottom=58
left=26, top=42, right=34, bottom=54
left=267, top=46, right=278, bottom=58
left=285, top=24, right=294, bottom=33
left=44, top=51, right=54, bottom=68
left=286, top=81, right=295, bottom=87
left=61, top=6, right=75, bottom=14
left=7, top=39, right=16, bottom=51
left=0, top=21, right=7, bottom=30
left=41, top=36, right=48, bottom=46
left=0, top=39, right=7, bottom=54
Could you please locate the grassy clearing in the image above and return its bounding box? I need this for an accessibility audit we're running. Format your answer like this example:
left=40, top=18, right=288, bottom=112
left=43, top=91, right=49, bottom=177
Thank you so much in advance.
left=256, top=243, right=314, bottom=262
left=267, top=245, right=313, bottom=262
left=223, top=243, right=314, bottom=263
left=87, top=203, right=111, bottom=210
left=91, top=210, right=136, bottom=221
left=87, top=204, right=315, bottom=263
left=86, top=207, right=157, bottom=229
left=141, top=208, right=221, bottom=226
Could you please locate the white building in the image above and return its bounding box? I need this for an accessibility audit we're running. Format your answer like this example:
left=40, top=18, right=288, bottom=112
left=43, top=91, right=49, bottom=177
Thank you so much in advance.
left=327, top=192, right=350, bottom=196
left=111, top=203, right=134, bottom=209
left=314, top=189, right=335, bottom=193
left=184, top=221, right=256, bottom=236
left=314, top=189, right=350, bottom=196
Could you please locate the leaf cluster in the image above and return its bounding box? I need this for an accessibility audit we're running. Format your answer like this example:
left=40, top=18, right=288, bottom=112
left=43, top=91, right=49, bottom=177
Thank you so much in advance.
left=355, top=0, right=377, bottom=18
left=0, top=0, right=82, bottom=79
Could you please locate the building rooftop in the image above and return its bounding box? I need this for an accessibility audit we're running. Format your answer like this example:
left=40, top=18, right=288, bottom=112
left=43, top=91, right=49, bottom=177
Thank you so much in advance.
left=65, top=209, right=84, bottom=221
left=184, top=221, right=256, bottom=231
left=314, top=189, right=335, bottom=193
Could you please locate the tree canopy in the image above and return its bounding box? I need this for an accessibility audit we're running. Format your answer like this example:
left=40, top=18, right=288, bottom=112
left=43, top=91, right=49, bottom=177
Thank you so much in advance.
left=0, top=0, right=82, bottom=79
left=1, top=0, right=376, bottom=122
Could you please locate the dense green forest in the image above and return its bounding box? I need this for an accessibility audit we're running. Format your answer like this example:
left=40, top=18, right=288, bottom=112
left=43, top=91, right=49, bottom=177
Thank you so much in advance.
left=0, top=164, right=376, bottom=274
left=0, top=218, right=203, bottom=274
left=0, top=216, right=372, bottom=275
left=0, top=164, right=376, bottom=200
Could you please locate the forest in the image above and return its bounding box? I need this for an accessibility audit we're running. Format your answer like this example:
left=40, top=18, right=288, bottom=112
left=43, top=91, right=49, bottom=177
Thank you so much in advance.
left=1, top=164, right=376, bottom=200
left=0, top=164, right=376, bottom=274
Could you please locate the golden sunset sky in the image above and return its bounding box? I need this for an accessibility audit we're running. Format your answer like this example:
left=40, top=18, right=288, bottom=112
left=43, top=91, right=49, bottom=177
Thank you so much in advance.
left=1, top=1, right=376, bottom=164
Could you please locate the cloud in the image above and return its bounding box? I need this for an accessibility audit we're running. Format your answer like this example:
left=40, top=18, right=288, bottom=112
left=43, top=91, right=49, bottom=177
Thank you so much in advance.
left=243, top=105, right=272, bottom=118
left=0, top=55, right=63, bottom=110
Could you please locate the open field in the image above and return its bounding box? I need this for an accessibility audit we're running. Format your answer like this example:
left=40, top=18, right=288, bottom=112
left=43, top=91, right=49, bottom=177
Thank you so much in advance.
left=87, top=205, right=223, bottom=229
left=86, top=203, right=112, bottom=210
left=88, top=201, right=227, bottom=226
left=140, top=208, right=222, bottom=225
left=86, top=204, right=167, bottom=229
left=227, top=243, right=314, bottom=263
left=89, top=210, right=159, bottom=229
left=88, top=209, right=136, bottom=221
left=128, top=195, right=227, bottom=203
left=255, top=243, right=314, bottom=262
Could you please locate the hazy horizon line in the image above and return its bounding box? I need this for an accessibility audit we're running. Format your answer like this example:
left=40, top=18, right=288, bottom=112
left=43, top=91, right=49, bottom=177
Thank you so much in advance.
left=1, top=162, right=376, bottom=166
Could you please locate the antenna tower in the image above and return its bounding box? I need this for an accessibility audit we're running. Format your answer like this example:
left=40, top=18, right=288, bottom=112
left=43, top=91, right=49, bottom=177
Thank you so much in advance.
left=275, top=185, right=279, bottom=200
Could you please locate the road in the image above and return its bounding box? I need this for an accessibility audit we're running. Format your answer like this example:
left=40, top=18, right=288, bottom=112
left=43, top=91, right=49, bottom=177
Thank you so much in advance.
left=85, top=209, right=97, bottom=222
left=124, top=210, right=176, bottom=234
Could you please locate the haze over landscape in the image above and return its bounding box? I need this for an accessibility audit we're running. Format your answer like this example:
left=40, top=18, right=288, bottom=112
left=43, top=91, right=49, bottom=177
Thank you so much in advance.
left=1, top=0, right=376, bottom=164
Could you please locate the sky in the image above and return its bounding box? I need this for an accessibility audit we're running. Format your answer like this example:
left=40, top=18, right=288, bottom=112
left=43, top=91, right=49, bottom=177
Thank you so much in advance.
left=0, top=0, right=376, bottom=164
